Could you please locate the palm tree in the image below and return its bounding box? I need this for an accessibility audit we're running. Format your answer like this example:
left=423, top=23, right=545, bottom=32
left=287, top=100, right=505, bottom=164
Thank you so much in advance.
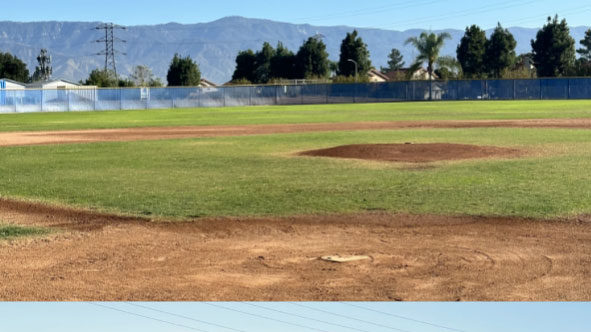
left=405, top=32, right=452, bottom=100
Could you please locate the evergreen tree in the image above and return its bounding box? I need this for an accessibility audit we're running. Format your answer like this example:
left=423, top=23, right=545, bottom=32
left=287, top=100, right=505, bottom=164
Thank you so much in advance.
left=486, top=23, right=517, bottom=78
left=166, top=53, right=201, bottom=86
left=577, top=29, right=591, bottom=62
left=117, top=78, right=135, bottom=87
left=571, top=30, right=591, bottom=77
left=337, top=30, right=371, bottom=77
left=232, top=50, right=257, bottom=83
left=270, top=42, right=296, bottom=80
left=233, top=38, right=329, bottom=82
left=531, top=15, right=576, bottom=77
left=0, top=51, right=30, bottom=83
left=381, top=48, right=405, bottom=72
left=83, top=69, right=118, bottom=87
left=253, top=42, right=276, bottom=84
left=569, top=58, right=591, bottom=77
left=456, top=25, right=487, bottom=78
left=295, top=37, right=330, bottom=79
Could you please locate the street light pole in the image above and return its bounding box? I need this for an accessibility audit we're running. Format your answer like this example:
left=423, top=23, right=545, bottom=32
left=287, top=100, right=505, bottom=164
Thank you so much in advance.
left=347, top=59, right=359, bottom=103
left=347, top=59, right=358, bottom=83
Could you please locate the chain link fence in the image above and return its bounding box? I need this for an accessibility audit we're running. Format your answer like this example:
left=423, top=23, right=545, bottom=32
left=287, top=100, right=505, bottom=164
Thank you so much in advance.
left=1, top=78, right=591, bottom=113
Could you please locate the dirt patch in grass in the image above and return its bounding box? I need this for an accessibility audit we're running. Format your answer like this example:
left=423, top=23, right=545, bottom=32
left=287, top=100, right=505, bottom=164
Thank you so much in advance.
left=299, top=143, right=522, bottom=163
left=2, top=118, right=591, bottom=147
left=1, top=198, right=590, bottom=301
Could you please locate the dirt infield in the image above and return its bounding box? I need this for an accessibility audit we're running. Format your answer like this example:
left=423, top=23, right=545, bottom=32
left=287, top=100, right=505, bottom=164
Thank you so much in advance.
left=300, top=143, right=522, bottom=163
left=1, top=199, right=590, bottom=301
left=2, top=118, right=591, bottom=147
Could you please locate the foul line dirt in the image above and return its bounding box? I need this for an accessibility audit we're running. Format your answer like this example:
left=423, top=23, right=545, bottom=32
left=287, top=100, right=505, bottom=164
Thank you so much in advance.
left=2, top=198, right=591, bottom=301
left=2, top=118, right=591, bottom=147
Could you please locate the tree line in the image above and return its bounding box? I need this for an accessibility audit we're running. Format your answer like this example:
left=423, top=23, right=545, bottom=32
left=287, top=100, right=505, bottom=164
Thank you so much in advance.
left=455, top=16, right=591, bottom=79
left=229, top=15, right=591, bottom=83
left=0, top=49, right=201, bottom=88
left=229, top=31, right=373, bottom=84
left=81, top=53, right=202, bottom=87
left=1, top=15, right=590, bottom=87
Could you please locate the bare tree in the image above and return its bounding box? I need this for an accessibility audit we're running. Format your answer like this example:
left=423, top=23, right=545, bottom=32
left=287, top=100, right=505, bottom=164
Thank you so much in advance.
left=131, top=65, right=160, bottom=86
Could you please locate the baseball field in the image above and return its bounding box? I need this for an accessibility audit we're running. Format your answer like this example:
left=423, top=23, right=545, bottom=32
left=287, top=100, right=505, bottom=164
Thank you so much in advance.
left=1, top=100, right=591, bottom=301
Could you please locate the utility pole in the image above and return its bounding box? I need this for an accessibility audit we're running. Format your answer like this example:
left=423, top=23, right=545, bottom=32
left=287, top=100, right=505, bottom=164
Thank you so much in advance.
left=95, top=23, right=127, bottom=78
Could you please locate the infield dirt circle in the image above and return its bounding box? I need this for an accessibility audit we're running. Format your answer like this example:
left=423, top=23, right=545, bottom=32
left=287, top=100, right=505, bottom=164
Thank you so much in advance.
left=299, top=143, right=522, bottom=163
left=1, top=119, right=591, bottom=301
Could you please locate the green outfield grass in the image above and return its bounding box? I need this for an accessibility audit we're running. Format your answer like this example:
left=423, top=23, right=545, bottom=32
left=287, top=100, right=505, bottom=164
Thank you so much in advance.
left=0, top=224, right=49, bottom=240
left=1, top=126, right=590, bottom=219
left=1, top=100, right=591, bottom=132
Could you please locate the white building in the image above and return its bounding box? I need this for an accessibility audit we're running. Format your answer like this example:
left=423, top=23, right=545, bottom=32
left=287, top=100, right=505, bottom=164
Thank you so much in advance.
left=29, top=79, right=98, bottom=111
left=0, top=78, right=27, bottom=112
left=0, top=78, right=27, bottom=90
left=26, top=79, right=86, bottom=90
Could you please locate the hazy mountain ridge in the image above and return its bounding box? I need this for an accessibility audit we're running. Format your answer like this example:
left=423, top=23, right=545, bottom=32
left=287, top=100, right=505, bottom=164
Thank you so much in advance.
left=0, top=17, right=589, bottom=84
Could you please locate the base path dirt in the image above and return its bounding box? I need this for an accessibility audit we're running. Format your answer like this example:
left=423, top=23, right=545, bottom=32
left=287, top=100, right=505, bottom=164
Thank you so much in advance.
left=2, top=118, right=591, bottom=147
left=1, top=199, right=590, bottom=301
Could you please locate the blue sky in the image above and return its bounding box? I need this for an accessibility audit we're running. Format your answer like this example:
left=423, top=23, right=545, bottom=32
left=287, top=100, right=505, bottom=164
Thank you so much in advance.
left=1, top=0, right=591, bottom=30
left=1, top=302, right=590, bottom=332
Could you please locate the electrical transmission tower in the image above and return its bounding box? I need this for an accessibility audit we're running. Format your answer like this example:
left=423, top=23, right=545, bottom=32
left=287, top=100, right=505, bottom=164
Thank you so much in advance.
left=95, top=23, right=127, bottom=78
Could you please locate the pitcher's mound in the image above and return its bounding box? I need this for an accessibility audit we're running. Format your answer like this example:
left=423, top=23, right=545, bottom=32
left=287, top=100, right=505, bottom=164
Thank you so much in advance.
left=300, top=143, right=521, bottom=163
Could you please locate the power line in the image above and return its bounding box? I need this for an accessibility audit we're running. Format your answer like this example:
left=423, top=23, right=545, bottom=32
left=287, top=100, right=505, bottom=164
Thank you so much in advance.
left=3, top=37, right=267, bottom=49
left=125, top=38, right=265, bottom=45
left=288, top=303, right=414, bottom=332
left=295, top=0, right=440, bottom=23
left=202, top=303, right=331, bottom=332
left=88, top=303, right=211, bottom=332
left=503, top=4, right=591, bottom=26
left=377, top=0, right=538, bottom=29
left=341, top=303, right=468, bottom=332
left=294, top=1, right=412, bottom=21
left=242, top=302, right=372, bottom=332
left=126, top=303, right=249, bottom=332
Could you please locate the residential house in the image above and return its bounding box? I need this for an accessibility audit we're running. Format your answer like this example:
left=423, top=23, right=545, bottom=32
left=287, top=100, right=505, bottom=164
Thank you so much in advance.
left=367, top=69, right=390, bottom=83
left=199, top=78, right=217, bottom=88
left=384, top=68, right=439, bottom=81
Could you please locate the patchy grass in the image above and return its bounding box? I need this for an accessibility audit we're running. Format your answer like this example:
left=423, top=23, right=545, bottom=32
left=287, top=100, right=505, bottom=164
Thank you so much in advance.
left=0, top=224, right=49, bottom=240
left=1, top=100, right=591, bottom=132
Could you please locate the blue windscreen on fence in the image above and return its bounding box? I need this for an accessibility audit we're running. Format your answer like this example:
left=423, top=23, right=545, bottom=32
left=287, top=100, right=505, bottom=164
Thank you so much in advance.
left=1, top=78, right=590, bottom=113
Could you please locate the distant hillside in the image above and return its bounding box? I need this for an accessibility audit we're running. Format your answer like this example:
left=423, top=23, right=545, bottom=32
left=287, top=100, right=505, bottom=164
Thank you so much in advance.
left=0, top=17, right=589, bottom=84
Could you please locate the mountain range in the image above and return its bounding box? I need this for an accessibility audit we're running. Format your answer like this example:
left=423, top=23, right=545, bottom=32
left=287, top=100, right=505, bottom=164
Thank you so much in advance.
left=0, top=16, right=589, bottom=84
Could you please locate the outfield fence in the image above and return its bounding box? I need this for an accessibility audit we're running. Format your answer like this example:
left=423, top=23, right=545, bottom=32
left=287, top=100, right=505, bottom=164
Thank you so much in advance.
left=1, top=78, right=591, bottom=113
